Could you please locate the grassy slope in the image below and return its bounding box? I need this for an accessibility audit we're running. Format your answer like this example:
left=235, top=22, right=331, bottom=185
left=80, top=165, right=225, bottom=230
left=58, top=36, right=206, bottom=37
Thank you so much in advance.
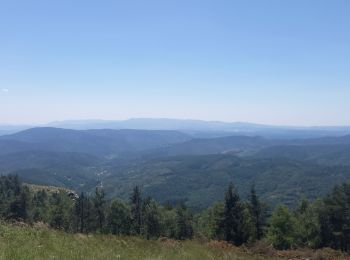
left=0, top=224, right=274, bottom=260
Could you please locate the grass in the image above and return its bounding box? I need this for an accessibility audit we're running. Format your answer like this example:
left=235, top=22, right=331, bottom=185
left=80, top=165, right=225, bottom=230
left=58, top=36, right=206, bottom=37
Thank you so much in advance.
left=0, top=223, right=274, bottom=260
left=1, top=224, right=349, bottom=260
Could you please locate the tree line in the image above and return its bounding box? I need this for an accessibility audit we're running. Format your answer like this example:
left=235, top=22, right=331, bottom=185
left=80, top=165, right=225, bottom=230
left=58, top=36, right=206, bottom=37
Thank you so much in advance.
left=0, top=176, right=193, bottom=240
left=0, top=175, right=349, bottom=252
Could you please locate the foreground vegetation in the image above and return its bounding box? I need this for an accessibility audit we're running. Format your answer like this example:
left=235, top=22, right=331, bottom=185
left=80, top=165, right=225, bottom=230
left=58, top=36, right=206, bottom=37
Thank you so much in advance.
left=1, top=175, right=350, bottom=257
left=2, top=223, right=350, bottom=260
left=0, top=223, right=273, bottom=260
left=3, top=127, right=350, bottom=209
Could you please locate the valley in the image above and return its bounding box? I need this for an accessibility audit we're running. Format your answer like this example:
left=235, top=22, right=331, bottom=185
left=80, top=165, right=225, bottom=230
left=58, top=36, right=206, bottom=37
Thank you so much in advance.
left=1, top=125, right=350, bottom=209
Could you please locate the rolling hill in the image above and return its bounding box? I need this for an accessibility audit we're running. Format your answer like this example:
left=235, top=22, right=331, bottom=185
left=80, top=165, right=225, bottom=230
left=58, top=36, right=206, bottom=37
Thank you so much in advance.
left=47, top=118, right=350, bottom=138
left=103, top=154, right=350, bottom=209
left=253, top=144, right=350, bottom=166
left=0, top=127, right=191, bottom=157
left=2, top=127, right=350, bottom=210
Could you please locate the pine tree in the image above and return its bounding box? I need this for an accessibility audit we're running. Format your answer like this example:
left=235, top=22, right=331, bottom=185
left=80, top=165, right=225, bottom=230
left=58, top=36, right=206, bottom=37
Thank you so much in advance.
left=319, top=184, right=350, bottom=252
left=49, top=192, right=65, bottom=229
left=249, top=184, right=265, bottom=240
left=222, top=183, right=245, bottom=245
left=106, top=199, right=131, bottom=235
left=175, top=203, right=193, bottom=240
left=9, top=187, right=29, bottom=221
left=130, top=186, right=143, bottom=235
left=75, top=192, right=87, bottom=233
left=93, top=187, right=106, bottom=232
left=32, top=190, right=49, bottom=221
left=142, top=197, right=161, bottom=239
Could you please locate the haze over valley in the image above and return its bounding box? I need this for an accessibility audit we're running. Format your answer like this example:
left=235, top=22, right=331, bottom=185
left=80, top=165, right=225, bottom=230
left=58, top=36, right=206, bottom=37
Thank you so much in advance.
left=2, top=119, right=350, bottom=209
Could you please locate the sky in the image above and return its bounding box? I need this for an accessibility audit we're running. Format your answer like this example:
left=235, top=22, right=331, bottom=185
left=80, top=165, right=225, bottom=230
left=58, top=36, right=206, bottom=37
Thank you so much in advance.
left=0, top=0, right=350, bottom=126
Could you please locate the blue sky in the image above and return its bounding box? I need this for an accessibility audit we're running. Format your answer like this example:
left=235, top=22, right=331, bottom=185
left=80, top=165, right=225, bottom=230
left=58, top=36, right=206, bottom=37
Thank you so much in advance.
left=0, top=0, right=349, bottom=125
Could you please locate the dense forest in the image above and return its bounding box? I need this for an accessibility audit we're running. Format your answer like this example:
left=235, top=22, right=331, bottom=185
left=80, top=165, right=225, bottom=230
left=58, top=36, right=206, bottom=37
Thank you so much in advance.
left=1, top=175, right=349, bottom=253
left=2, top=127, right=350, bottom=211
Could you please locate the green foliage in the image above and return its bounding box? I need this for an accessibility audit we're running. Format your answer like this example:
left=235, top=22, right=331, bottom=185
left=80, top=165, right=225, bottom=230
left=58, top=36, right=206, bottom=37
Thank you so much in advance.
left=267, top=205, right=297, bottom=249
left=104, top=154, right=350, bottom=210
left=222, top=183, right=246, bottom=245
left=196, top=202, right=224, bottom=240
left=0, top=175, right=29, bottom=221
left=318, top=183, right=350, bottom=252
left=106, top=199, right=131, bottom=235
left=175, top=203, right=194, bottom=240
left=130, top=186, right=143, bottom=235
left=3, top=128, right=350, bottom=212
left=142, top=198, right=162, bottom=239
left=49, top=192, right=73, bottom=230
left=160, top=207, right=177, bottom=238
left=31, top=190, right=49, bottom=221
left=294, top=199, right=321, bottom=248
left=249, top=184, right=266, bottom=241
left=2, top=175, right=350, bottom=254
left=0, top=223, right=276, bottom=260
left=93, top=187, right=106, bottom=232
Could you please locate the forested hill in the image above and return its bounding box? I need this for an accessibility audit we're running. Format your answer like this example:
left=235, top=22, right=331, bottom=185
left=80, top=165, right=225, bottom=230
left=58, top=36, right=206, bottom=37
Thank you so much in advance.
left=1, top=127, right=350, bottom=209
left=0, top=127, right=191, bottom=157
left=1, top=175, right=350, bottom=256
left=103, top=154, right=350, bottom=209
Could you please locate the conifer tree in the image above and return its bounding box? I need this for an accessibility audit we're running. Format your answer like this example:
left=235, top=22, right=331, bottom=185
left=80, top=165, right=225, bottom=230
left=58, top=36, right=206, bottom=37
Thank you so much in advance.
left=130, top=186, right=143, bottom=235
left=319, top=184, right=350, bottom=252
left=93, top=187, right=106, bottom=232
left=106, top=199, right=131, bottom=235
left=222, top=183, right=245, bottom=245
left=249, top=184, right=265, bottom=240
left=175, top=203, right=193, bottom=240
left=75, top=192, right=87, bottom=233
left=142, top=197, right=161, bottom=239
left=9, top=186, right=29, bottom=221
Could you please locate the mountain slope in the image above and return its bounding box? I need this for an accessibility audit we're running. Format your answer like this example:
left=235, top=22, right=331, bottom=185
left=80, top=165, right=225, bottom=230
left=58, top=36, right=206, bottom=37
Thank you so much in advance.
left=142, top=135, right=274, bottom=158
left=103, top=154, right=350, bottom=209
left=47, top=118, right=350, bottom=138
left=253, top=144, right=350, bottom=166
left=0, top=127, right=191, bottom=157
left=0, top=151, right=102, bottom=190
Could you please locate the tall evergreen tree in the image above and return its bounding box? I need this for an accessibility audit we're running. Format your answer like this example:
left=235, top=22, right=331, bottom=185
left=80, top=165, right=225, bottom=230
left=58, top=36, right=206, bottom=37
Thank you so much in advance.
left=319, top=184, right=350, bottom=252
left=49, top=192, right=66, bottom=229
left=249, top=184, right=265, bottom=240
left=222, top=183, right=245, bottom=245
left=142, top=197, right=161, bottom=239
left=175, top=203, right=193, bottom=240
left=75, top=192, right=88, bottom=233
left=32, top=190, right=49, bottom=222
left=106, top=199, right=131, bottom=235
left=93, top=187, right=106, bottom=232
left=9, top=186, right=29, bottom=221
left=130, top=186, right=143, bottom=235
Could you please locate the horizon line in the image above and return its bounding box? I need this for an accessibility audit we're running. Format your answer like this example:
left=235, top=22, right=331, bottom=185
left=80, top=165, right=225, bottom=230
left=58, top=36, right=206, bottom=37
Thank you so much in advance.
left=1, top=117, right=350, bottom=129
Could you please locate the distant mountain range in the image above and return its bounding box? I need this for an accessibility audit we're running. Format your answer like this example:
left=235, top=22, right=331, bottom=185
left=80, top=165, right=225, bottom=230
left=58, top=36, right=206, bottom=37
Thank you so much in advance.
left=2, top=118, right=350, bottom=138
left=0, top=127, right=190, bottom=157
left=2, top=125, right=350, bottom=209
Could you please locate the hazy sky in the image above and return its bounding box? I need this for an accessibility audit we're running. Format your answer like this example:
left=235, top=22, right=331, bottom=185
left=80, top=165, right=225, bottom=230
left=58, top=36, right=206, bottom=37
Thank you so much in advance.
left=1, top=0, right=350, bottom=126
